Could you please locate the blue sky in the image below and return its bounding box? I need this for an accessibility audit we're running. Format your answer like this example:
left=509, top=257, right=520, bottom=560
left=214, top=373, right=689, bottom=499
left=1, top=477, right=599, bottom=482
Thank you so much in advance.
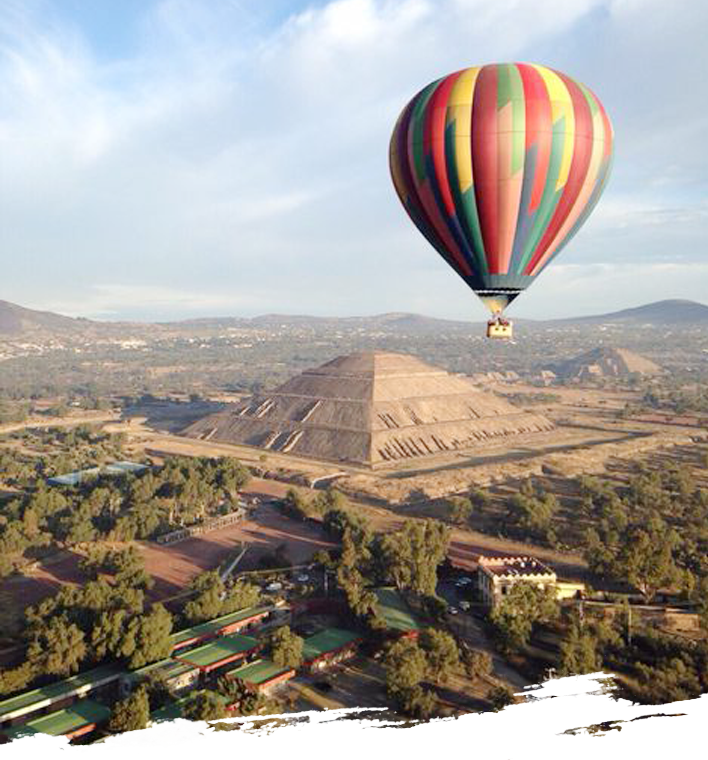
left=1, top=0, right=706, bottom=322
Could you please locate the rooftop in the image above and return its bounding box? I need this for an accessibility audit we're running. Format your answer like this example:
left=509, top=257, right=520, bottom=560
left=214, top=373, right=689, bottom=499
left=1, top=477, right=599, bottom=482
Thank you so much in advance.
left=169, top=605, right=271, bottom=648
left=47, top=461, right=148, bottom=486
left=3, top=699, right=111, bottom=741
left=478, top=555, right=555, bottom=578
left=174, top=633, right=259, bottom=669
left=302, top=628, right=361, bottom=662
left=0, top=663, right=123, bottom=722
left=374, top=588, right=420, bottom=633
left=125, top=657, right=198, bottom=684
left=225, top=658, right=293, bottom=685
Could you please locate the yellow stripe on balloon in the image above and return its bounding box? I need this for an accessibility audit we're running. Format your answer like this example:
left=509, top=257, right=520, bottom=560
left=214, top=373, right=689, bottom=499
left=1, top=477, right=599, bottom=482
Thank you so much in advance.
left=446, top=67, right=480, bottom=193
left=532, top=65, right=574, bottom=191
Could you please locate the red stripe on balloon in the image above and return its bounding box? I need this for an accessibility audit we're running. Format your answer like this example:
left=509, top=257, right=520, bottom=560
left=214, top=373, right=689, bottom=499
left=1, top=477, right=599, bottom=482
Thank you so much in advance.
left=525, top=72, right=594, bottom=275
left=408, top=83, right=472, bottom=276
left=426, top=72, right=461, bottom=216
left=471, top=65, right=501, bottom=274
left=518, top=64, right=552, bottom=214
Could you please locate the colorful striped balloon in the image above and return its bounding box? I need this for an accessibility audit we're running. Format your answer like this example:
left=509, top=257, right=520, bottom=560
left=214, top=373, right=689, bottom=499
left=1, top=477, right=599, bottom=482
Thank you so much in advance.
left=389, top=63, right=614, bottom=316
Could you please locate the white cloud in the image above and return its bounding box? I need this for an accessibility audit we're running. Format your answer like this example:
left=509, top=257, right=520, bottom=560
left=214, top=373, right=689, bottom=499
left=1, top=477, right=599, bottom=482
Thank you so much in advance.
left=0, top=0, right=706, bottom=321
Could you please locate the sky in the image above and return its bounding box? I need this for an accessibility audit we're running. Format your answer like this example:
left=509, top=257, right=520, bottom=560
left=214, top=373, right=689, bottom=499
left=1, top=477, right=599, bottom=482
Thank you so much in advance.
left=0, top=0, right=706, bottom=322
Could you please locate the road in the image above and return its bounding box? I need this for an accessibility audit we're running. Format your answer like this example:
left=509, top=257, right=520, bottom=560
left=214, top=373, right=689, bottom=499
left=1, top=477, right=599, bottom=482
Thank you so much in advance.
left=437, top=579, right=530, bottom=692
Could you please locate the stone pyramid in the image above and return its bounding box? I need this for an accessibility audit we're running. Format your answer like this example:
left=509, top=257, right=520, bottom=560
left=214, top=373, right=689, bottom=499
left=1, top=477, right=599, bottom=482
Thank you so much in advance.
left=184, top=352, right=554, bottom=468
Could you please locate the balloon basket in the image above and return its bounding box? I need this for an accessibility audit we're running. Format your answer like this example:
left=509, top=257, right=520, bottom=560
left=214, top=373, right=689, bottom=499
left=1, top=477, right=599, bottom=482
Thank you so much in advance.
left=486, top=318, right=513, bottom=340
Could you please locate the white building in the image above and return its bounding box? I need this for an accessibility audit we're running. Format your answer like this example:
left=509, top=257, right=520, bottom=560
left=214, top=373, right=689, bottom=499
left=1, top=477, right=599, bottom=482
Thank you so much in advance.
left=476, top=555, right=557, bottom=607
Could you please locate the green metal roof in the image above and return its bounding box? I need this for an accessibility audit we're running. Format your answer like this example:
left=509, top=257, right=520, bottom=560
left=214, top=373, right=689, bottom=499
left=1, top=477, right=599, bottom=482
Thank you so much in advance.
left=170, top=606, right=271, bottom=648
left=0, top=663, right=124, bottom=722
left=302, top=628, right=360, bottom=662
left=7, top=699, right=111, bottom=739
left=224, top=658, right=292, bottom=685
left=374, top=588, right=420, bottom=632
left=125, top=658, right=198, bottom=684
left=175, top=633, right=258, bottom=669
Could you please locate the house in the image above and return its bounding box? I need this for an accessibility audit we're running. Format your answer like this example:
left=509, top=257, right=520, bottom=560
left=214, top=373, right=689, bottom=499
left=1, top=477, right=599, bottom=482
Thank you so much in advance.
left=476, top=555, right=557, bottom=607
left=122, top=658, right=199, bottom=696
left=224, top=659, right=295, bottom=695
left=0, top=700, right=111, bottom=744
left=169, top=606, right=273, bottom=653
left=173, top=633, right=260, bottom=675
left=301, top=628, right=361, bottom=672
left=373, top=588, right=420, bottom=638
left=0, top=663, right=123, bottom=730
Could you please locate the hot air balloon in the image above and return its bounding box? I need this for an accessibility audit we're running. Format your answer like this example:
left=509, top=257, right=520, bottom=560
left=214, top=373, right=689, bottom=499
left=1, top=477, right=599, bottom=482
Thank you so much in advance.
left=389, top=63, right=614, bottom=339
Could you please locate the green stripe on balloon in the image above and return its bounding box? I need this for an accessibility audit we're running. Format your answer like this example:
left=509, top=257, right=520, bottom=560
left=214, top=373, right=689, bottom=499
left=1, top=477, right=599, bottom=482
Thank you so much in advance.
left=518, top=115, right=567, bottom=272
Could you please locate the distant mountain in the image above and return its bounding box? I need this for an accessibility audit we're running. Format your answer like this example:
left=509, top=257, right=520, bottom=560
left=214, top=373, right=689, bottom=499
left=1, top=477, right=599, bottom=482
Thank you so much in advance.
left=174, top=312, right=473, bottom=333
left=556, top=299, right=708, bottom=325
left=552, top=346, right=663, bottom=381
left=3, top=297, right=707, bottom=339
left=0, top=300, right=88, bottom=336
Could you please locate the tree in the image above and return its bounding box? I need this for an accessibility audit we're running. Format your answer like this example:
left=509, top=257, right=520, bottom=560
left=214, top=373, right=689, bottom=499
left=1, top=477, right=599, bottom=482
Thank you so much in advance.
left=446, top=497, right=472, bottom=525
left=400, top=684, right=437, bottom=719
left=384, top=638, right=427, bottom=695
left=419, top=628, right=459, bottom=685
left=617, top=526, right=679, bottom=603
left=269, top=626, right=304, bottom=669
left=221, top=580, right=262, bottom=614
left=463, top=650, right=493, bottom=680
left=487, top=684, right=515, bottom=711
left=108, top=688, right=150, bottom=733
left=183, top=691, right=228, bottom=721
left=184, top=571, right=225, bottom=623
left=26, top=615, right=87, bottom=677
left=559, top=618, right=602, bottom=676
left=127, top=604, right=173, bottom=669
left=379, top=520, right=449, bottom=596
left=489, top=583, right=559, bottom=654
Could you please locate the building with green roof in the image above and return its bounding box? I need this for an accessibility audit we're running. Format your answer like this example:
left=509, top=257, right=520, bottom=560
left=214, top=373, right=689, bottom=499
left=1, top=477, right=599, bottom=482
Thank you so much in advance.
left=302, top=628, right=361, bottom=671
left=173, top=633, right=259, bottom=674
left=170, top=605, right=272, bottom=652
left=224, top=659, right=295, bottom=694
left=0, top=663, right=123, bottom=728
left=374, top=588, right=420, bottom=636
left=123, top=658, right=199, bottom=695
left=0, top=699, right=111, bottom=744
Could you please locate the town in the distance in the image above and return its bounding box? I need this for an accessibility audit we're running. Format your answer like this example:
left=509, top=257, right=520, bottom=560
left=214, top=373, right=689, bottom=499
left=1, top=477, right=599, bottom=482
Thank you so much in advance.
left=1, top=296, right=708, bottom=741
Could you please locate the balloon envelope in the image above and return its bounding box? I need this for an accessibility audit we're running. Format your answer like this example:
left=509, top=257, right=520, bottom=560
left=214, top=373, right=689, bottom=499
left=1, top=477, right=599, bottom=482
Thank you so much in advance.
left=389, top=63, right=614, bottom=315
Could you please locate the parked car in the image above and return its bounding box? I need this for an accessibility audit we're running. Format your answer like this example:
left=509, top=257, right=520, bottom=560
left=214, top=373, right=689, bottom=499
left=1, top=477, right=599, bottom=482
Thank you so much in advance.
left=296, top=574, right=309, bottom=583
left=448, top=606, right=459, bottom=615
left=459, top=601, right=471, bottom=611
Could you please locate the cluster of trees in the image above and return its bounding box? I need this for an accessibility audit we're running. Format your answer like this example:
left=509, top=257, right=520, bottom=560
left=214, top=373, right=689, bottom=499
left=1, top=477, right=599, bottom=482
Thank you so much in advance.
left=560, top=604, right=708, bottom=705
left=0, top=548, right=173, bottom=697
left=268, top=626, right=304, bottom=669
left=489, top=583, right=559, bottom=654
left=383, top=629, right=459, bottom=718
left=505, top=479, right=559, bottom=545
left=639, top=386, right=708, bottom=416
left=282, top=488, right=451, bottom=622
left=327, top=516, right=450, bottom=624
left=0, top=400, right=30, bottom=424
left=183, top=570, right=262, bottom=625
left=0, top=456, right=251, bottom=578
left=579, top=467, right=708, bottom=602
